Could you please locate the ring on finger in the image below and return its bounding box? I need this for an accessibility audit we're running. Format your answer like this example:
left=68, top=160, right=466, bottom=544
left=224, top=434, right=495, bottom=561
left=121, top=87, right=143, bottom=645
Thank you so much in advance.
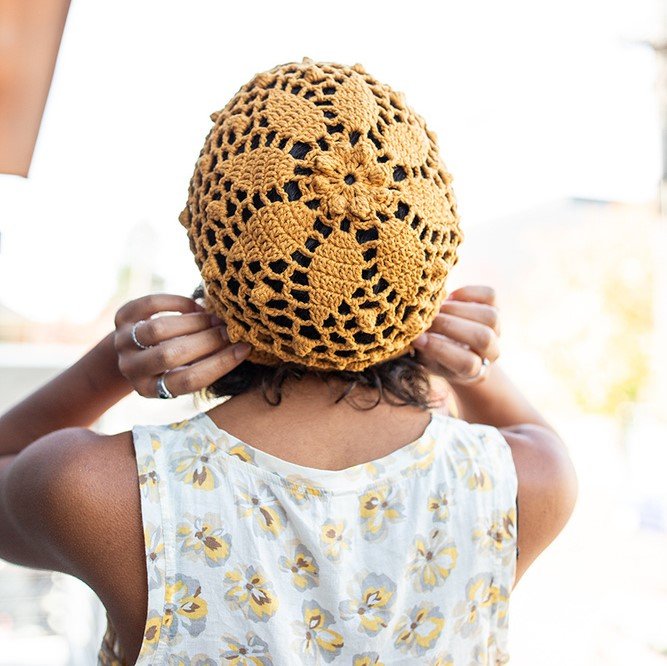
left=451, top=357, right=490, bottom=384
left=156, top=372, right=175, bottom=399
left=131, top=320, right=152, bottom=350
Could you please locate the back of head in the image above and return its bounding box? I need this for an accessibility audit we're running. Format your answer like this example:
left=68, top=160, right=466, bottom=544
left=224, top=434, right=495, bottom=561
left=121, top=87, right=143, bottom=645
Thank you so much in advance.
left=179, top=57, right=463, bottom=377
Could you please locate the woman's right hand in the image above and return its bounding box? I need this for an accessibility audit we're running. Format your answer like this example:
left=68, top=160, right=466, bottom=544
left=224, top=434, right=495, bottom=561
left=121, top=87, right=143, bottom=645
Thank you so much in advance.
left=113, top=294, right=251, bottom=398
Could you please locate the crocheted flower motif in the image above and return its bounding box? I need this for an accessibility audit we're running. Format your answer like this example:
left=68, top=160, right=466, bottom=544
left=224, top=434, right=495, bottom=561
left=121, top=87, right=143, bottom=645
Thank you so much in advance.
left=307, top=141, right=397, bottom=221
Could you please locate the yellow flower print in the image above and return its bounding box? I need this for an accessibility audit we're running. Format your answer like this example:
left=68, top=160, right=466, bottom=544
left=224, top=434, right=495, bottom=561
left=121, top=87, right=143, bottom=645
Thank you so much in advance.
left=496, top=642, right=512, bottom=665
left=235, top=481, right=288, bottom=539
left=471, top=632, right=510, bottom=666
left=291, top=600, right=344, bottom=663
left=339, top=572, right=397, bottom=636
left=358, top=460, right=387, bottom=480
left=472, top=507, right=517, bottom=566
left=150, top=435, right=162, bottom=452
left=167, top=655, right=216, bottom=666
left=429, top=653, right=454, bottom=666
left=451, top=440, right=494, bottom=491
left=137, top=454, right=160, bottom=503
left=392, top=602, right=445, bottom=656
left=352, top=652, right=384, bottom=666
left=224, top=565, right=279, bottom=623
left=320, top=519, right=351, bottom=561
left=169, top=419, right=192, bottom=430
left=427, top=483, right=455, bottom=524
left=227, top=442, right=256, bottom=464
left=169, top=433, right=226, bottom=490
left=469, top=638, right=492, bottom=666
left=407, top=528, right=458, bottom=592
left=452, top=572, right=500, bottom=639
left=401, top=436, right=437, bottom=478
left=176, top=512, right=232, bottom=567
left=167, top=655, right=188, bottom=666
left=164, top=574, right=208, bottom=639
left=284, top=475, right=325, bottom=505
left=359, top=484, right=405, bottom=542
left=137, top=609, right=162, bottom=659
left=220, top=631, right=274, bottom=665
left=144, top=523, right=164, bottom=590
left=495, top=584, right=511, bottom=631
left=278, top=541, right=320, bottom=591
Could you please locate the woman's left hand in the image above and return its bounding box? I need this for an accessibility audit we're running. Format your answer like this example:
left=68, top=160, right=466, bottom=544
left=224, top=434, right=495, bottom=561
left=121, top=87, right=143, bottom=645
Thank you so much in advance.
left=412, top=285, right=501, bottom=386
left=113, top=294, right=251, bottom=398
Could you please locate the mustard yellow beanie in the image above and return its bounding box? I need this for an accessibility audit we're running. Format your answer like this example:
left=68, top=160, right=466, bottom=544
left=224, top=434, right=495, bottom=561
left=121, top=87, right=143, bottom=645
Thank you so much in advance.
left=179, top=57, right=463, bottom=372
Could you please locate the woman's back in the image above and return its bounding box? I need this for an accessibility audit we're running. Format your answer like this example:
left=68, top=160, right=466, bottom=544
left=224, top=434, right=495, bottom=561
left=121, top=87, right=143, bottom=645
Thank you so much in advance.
left=98, top=400, right=518, bottom=665
left=0, top=57, right=576, bottom=666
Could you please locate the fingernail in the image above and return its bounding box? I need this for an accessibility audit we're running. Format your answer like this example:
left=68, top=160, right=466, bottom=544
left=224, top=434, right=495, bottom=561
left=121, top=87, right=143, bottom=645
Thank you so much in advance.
left=210, top=315, right=222, bottom=326
left=413, top=333, right=429, bottom=349
left=220, top=326, right=229, bottom=342
left=232, top=342, right=251, bottom=359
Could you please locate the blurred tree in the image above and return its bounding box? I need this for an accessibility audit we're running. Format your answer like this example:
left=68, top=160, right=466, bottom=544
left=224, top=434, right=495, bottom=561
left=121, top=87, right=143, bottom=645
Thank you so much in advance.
left=518, top=201, right=655, bottom=416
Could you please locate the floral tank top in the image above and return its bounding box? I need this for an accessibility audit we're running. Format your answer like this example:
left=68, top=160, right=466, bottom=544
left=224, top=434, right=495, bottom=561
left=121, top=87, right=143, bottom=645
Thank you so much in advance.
left=97, top=409, right=518, bottom=665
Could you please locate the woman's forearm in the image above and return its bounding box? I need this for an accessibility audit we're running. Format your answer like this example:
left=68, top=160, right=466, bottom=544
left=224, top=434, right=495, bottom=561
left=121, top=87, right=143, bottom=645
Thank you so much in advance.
left=0, top=332, right=132, bottom=456
left=446, top=362, right=558, bottom=434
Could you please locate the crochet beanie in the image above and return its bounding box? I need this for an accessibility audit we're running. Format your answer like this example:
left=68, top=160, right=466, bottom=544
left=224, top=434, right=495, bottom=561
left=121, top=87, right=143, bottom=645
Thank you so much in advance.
left=179, top=57, right=463, bottom=372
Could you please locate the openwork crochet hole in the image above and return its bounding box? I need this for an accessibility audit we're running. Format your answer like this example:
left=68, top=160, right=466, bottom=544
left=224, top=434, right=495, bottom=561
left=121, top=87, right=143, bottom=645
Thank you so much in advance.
left=283, top=181, right=302, bottom=201
left=396, top=202, right=410, bottom=220
left=289, top=142, right=312, bottom=159
left=393, top=166, right=407, bottom=182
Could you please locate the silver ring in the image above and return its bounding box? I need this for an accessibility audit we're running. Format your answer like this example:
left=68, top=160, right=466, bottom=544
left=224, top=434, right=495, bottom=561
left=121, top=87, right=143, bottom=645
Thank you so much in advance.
left=156, top=373, right=175, bottom=399
left=453, top=357, right=490, bottom=384
left=131, top=320, right=151, bottom=350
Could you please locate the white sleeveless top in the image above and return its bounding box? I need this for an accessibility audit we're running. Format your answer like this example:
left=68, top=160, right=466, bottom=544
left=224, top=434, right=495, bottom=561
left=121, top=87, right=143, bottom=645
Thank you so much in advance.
left=97, top=409, right=518, bottom=665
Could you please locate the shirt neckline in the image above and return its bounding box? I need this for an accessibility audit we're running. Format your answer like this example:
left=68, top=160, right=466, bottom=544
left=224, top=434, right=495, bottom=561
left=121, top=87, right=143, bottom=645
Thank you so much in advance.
left=192, top=409, right=446, bottom=493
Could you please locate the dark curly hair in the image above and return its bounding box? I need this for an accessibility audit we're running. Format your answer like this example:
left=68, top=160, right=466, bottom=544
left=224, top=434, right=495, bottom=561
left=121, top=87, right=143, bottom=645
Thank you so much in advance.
left=193, top=285, right=443, bottom=412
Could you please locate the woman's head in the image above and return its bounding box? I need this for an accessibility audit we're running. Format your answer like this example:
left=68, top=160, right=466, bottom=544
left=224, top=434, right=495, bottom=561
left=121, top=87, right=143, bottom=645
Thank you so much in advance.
left=180, top=57, right=463, bottom=407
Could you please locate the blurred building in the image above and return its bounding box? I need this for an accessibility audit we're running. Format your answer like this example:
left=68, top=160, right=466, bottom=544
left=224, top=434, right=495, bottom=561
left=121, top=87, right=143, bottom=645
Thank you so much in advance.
left=0, top=221, right=167, bottom=665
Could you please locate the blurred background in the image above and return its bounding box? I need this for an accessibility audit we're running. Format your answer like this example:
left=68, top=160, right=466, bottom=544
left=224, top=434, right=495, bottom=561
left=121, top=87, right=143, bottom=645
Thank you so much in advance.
left=1, top=0, right=666, bottom=664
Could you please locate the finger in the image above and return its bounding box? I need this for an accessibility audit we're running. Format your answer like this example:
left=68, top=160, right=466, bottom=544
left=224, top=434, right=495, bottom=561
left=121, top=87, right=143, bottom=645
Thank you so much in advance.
left=445, top=285, right=497, bottom=307
left=126, top=326, right=228, bottom=376
left=414, top=333, right=487, bottom=379
left=439, top=300, right=500, bottom=336
left=428, top=313, right=500, bottom=360
left=155, top=343, right=251, bottom=396
left=115, top=294, right=205, bottom=327
left=119, top=312, right=222, bottom=350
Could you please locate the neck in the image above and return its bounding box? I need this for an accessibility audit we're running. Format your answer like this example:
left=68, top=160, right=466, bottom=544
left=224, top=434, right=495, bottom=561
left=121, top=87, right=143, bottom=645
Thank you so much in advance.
left=211, top=371, right=443, bottom=429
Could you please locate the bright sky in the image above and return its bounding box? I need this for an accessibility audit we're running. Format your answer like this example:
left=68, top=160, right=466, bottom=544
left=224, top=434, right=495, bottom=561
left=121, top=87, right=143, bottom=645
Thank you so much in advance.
left=0, top=0, right=662, bottom=322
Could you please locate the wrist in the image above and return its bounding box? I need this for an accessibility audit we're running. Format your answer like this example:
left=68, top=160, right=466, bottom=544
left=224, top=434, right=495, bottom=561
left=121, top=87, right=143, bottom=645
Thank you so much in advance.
left=80, top=332, right=132, bottom=397
left=0, top=333, right=133, bottom=456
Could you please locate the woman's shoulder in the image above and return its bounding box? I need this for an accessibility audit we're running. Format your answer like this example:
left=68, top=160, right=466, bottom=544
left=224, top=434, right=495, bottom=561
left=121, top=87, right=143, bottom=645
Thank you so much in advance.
left=22, top=426, right=149, bottom=660
left=3, top=425, right=146, bottom=616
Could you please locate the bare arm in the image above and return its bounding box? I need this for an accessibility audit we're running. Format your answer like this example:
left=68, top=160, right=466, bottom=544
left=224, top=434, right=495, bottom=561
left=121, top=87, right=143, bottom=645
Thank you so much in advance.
left=0, top=332, right=131, bottom=459
left=0, top=293, right=249, bottom=461
left=500, top=424, right=578, bottom=588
